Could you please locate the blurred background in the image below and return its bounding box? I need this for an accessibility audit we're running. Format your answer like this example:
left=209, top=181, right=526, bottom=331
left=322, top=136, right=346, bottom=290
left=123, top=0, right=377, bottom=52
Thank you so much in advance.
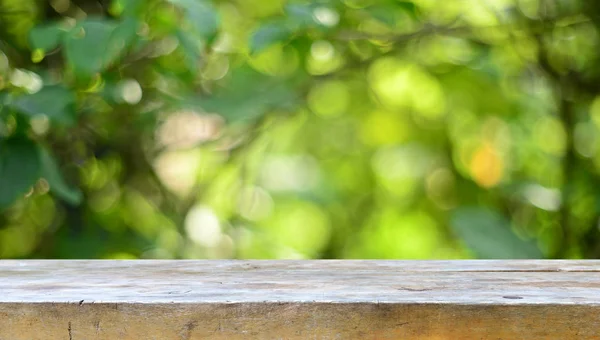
left=0, top=0, right=599, bottom=259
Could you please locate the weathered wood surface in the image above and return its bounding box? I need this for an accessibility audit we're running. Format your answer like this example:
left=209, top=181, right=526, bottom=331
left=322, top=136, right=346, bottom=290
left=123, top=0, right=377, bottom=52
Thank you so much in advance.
left=0, top=260, right=599, bottom=339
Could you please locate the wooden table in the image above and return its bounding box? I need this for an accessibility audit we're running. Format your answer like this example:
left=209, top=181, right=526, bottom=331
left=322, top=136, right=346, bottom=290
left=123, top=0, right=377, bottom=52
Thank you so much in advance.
left=0, top=260, right=599, bottom=339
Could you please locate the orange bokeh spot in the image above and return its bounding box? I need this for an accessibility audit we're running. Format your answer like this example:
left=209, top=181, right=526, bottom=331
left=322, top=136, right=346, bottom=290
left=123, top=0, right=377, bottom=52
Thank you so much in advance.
left=469, top=143, right=503, bottom=188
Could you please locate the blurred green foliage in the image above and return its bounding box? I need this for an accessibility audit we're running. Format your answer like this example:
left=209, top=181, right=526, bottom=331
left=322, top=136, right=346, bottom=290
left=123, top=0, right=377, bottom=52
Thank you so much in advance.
left=1, top=0, right=600, bottom=259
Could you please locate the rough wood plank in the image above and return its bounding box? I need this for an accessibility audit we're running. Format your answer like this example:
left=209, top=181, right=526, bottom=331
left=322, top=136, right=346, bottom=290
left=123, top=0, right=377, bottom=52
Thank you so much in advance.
left=0, top=260, right=599, bottom=339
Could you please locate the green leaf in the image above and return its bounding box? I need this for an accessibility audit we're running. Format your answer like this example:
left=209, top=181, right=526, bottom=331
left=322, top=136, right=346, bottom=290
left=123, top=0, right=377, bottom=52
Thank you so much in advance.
left=0, top=138, right=41, bottom=209
left=0, top=91, right=9, bottom=114
left=285, top=3, right=318, bottom=29
left=11, top=86, right=76, bottom=125
left=64, top=19, right=117, bottom=76
left=104, top=17, right=140, bottom=66
left=189, top=66, right=299, bottom=122
left=248, top=4, right=330, bottom=53
left=367, top=6, right=397, bottom=27
left=396, top=1, right=419, bottom=18
left=176, top=29, right=204, bottom=71
left=450, top=207, right=543, bottom=259
left=39, top=147, right=82, bottom=205
left=250, top=22, right=292, bottom=54
left=169, top=0, right=219, bottom=39
left=366, top=1, right=419, bottom=26
left=29, top=23, right=65, bottom=51
left=121, top=0, right=145, bottom=17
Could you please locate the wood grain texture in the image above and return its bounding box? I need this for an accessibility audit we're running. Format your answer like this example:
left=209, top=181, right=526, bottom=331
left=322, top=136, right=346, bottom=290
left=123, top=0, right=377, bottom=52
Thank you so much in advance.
left=0, top=260, right=599, bottom=339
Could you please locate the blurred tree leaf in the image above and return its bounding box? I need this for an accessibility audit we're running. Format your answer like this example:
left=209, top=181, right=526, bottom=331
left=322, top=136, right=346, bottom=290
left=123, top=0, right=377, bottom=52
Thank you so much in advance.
left=11, top=86, right=76, bottom=125
left=365, top=1, right=419, bottom=26
left=0, top=91, right=8, bottom=113
left=250, top=3, right=334, bottom=54
left=366, top=6, right=397, bottom=27
left=64, top=19, right=117, bottom=77
left=29, top=18, right=136, bottom=72
left=119, top=0, right=145, bottom=17
left=29, top=23, right=65, bottom=51
left=0, top=0, right=40, bottom=48
left=0, top=138, right=41, bottom=209
left=395, top=1, right=419, bottom=18
left=175, top=29, right=204, bottom=71
left=250, top=21, right=292, bottom=54
left=285, top=3, right=319, bottom=29
left=39, top=147, right=82, bottom=205
left=450, top=207, right=542, bottom=259
left=190, top=67, right=299, bottom=122
left=104, top=17, right=140, bottom=66
left=169, top=0, right=219, bottom=40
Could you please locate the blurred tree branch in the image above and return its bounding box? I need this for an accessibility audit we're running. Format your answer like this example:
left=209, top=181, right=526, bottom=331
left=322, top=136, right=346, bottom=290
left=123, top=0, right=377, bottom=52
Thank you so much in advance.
left=335, top=15, right=590, bottom=44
